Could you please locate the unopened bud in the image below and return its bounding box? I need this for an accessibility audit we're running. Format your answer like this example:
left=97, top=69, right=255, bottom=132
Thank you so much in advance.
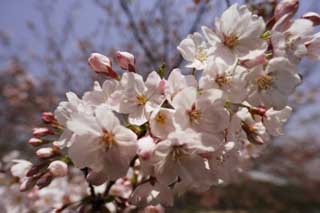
left=41, top=112, right=56, bottom=124
left=115, top=51, right=135, bottom=72
left=302, top=12, right=320, bottom=26
left=28, top=138, right=44, bottom=147
left=240, top=55, right=267, bottom=68
left=274, top=0, right=299, bottom=21
left=36, top=172, right=53, bottom=189
left=26, top=163, right=47, bottom=177
left=36, top=147, right=55, bottom=159
left=88, top=53, right=119, bottom=79
left=32, top=127, right=53, bottom=138
left=137, top=136, right=156, bottom=160
left=48, top=160, right=68, bottom=177
left=20, top=177, right=37, bottom=192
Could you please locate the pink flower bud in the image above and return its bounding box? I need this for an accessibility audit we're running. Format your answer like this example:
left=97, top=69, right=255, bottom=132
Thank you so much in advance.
left=41, top=112, right=56, bottom=124
left=36, top=172, right=53, bottom=189
left=88, top=53, right=119, bottom=79
left=115, top=51, right=135, bottom=71
left=48, top=160, right=68, bottom=177
left=137, top=136, right=156, bottom=160
left=26, top=163, right=46, bottom=177
left=20, top=177, right=37, bottom=192
left=28, top=138, right=43, bottom=147
left=274, top=0, right=299, bottom=21
left=302, top=12, right=320, bottom=26
left=36, top=147, right=55, bottom=159
left=32, top=127, right=53, bottom=138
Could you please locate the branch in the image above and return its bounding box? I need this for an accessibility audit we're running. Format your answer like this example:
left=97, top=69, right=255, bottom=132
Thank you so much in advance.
left=225, top=0, right=231, bottom=7
left=160, top=0, right=170, bottom=66
left=119, top=0, right=158, bottom=69
left=170, top=0, right=210, bottom=70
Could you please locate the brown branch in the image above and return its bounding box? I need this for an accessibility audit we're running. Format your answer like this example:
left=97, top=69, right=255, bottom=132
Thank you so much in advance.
left=119, top=0, right=158, bottom=69
left=225, top=0, right=231, bottom=7
left=160, top=0, right=170, bottom=66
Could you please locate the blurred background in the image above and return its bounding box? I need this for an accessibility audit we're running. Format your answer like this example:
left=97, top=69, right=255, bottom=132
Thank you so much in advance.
left=0, top=0, right=319, bottom=212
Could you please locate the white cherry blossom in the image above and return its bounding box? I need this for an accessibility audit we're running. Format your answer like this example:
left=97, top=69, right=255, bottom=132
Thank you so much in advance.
left=150, top=108, right=176, bottom=139
left=202, top=4, right=267, bottom=65
left=151, top=129, right=214, bottom=192
left=119, top=71, right=165, bottom=125
left=177, top=32, right=212, bottom=70
left=200, top=58, right=249, bottom=103
left=172, top=87, right=229, bottom=134
left=247, top=57, right=301, bottom=110
left=165, top=68, right=197, bottom=103
left=67, top=104, right=137, bottom=182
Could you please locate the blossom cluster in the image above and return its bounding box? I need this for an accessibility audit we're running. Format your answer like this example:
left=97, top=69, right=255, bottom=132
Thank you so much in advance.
left=9, top=1, right=320, bottom=212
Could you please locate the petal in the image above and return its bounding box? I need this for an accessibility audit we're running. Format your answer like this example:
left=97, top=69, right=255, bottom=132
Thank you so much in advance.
left=66, top=113, right=100, bottom=136
left=177, top=37, right=196, bottom=62
left=95, top=104, right=120, bottom=131
left=172, top=87, right=197, bottom=110
left=68, top=135, right=103, bottom=171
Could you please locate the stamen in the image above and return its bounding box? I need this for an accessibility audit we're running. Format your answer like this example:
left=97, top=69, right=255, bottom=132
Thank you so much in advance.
left=136, top=95, right=147, bottom=105
left=256, top=74, right=273, bottom=90
left=223, top=34, right=239, bottom=48
left=196, top=47, right=207, bottom=62
left=155, top=112, right=166, bottom=125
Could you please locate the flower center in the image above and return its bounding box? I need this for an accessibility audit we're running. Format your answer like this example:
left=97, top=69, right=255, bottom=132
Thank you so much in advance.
left=215, top=74, right=229, bottom=87
left=171, top=145, right=188, bottom=161
left=188, top=104, right=201, bottom=124
left=196, top=47, right=207, bottom=62
left=256, top=74, right=273, bottom=90
left=136, top=95, right=147, bottom=105
left=155, top=112, right=166, bottom=125
left=101, top=130, right=115, bottom=149
left=223, top=34, right=239, bottom=48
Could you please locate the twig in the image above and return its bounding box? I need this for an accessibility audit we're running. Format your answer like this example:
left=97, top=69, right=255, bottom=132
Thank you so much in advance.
left=103, top=180, right=116, bottom=196
left=119, top=0, right=158, bottom=69
left=225, top=0, right=231, bottom=7
left=129, top=154, right=138, bottom=167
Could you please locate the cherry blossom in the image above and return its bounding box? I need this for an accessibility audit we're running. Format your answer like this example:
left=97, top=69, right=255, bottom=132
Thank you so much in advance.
left=67, top=104, right=137, bottom=181
left=202, top=4, right=267, bottom=65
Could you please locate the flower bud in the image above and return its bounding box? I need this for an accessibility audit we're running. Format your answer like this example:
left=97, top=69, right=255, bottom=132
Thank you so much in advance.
left=26, top=163, right=47, bottom=177
left=32, top=127, right=53, bottom=138
left=88, top=53, right=119, bottom=79
left=115, top=51, right=135, bottom=72
left=137, top=136, right=156, bottom=160
left=41, top=112, right=56, bottom=124
left=48, top=160, right=68, bottom=177
left=302, top=12, right=320, bottom=26
left=36, top=147, right=55, bottom=159
left=36, top=172, right=53, bottom=189
left=20, top=177, right=37, bottom=192
left=28, top=138, right=44, bottom=147
left=274, top=0, right=299, bottom=21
